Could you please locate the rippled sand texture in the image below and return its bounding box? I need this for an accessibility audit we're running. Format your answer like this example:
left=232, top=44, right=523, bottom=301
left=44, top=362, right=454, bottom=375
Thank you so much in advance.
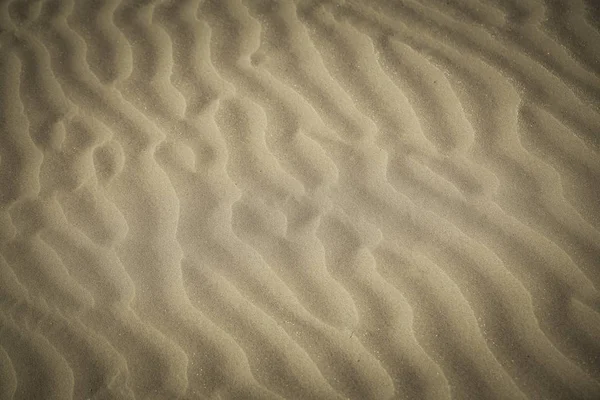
left=1, top=0, right=600, bottom=399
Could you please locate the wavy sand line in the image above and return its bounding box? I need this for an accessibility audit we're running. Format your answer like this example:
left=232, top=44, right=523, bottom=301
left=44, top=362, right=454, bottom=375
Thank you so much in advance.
left=1, top=0, right=599, bottom=399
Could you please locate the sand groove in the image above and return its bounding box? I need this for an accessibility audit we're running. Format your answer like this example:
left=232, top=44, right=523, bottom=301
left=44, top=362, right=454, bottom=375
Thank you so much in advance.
left=1, top=0, right=599, bottom=399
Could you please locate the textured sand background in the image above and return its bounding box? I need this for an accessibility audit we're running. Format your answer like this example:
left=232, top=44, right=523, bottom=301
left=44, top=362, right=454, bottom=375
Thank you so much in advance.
left=1, top=0, right=600, bottom=399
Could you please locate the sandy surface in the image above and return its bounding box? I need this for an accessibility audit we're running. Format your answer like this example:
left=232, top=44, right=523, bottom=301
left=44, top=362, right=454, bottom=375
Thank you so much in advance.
left=1, top=0, right=600, bottom=399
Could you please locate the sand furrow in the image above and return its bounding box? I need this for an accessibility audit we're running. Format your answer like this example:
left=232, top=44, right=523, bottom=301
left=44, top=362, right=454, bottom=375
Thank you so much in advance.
left=70, top=0, right=133, bottom=86
left=0, top=313, right=74, bottom=400
left=0, top=345, right=17, bottom=400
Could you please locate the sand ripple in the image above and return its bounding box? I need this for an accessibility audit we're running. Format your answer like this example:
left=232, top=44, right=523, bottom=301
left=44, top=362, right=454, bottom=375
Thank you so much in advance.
left=1, top=0, right=599, bottom=399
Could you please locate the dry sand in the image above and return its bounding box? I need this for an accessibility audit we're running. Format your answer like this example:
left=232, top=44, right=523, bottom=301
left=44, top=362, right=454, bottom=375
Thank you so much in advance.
left=1, top=0, right=600, bottom=399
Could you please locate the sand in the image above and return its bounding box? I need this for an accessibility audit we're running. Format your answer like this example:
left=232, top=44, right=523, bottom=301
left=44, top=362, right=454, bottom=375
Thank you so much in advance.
left=0, top=0, right=599, bottom=399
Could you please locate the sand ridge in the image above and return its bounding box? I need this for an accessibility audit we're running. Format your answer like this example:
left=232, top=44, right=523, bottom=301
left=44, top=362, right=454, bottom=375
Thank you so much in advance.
left=0, top=0, right=599, bottom=399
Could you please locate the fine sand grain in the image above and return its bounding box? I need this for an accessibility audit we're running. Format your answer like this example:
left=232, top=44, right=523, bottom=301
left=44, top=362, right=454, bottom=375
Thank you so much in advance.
left=1, top=0, right=600, bottom=399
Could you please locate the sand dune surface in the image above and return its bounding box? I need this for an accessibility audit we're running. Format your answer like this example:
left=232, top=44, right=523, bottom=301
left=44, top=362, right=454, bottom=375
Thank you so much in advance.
left=1, top=0, right=600, bottom=399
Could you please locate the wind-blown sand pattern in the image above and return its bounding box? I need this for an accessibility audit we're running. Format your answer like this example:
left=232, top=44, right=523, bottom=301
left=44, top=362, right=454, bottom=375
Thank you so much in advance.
left=1, top=0, right=599, bottom=399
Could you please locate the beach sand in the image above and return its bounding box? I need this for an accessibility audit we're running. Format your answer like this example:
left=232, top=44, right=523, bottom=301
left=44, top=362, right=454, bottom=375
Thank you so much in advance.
left=1, top=0, right=599, bottom=399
